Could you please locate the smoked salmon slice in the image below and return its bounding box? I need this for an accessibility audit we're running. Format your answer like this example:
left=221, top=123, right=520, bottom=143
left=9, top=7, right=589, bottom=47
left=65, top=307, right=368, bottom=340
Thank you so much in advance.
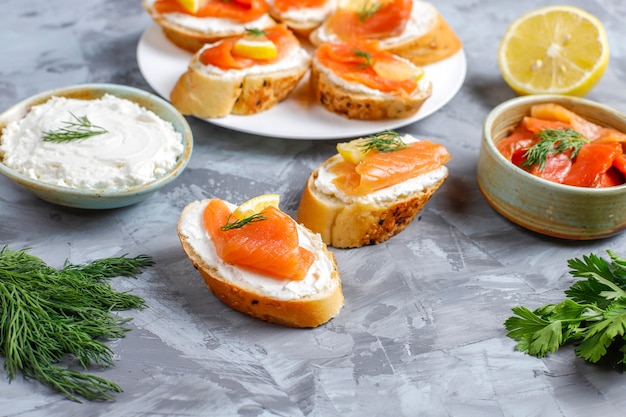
left=203, top=199, right=314, bottom=280
left=199, top=25, right=299, bottom=69
left=326, top=0, right=413, bottom=41
left=315, top=42, right=420, bottom=95
left=562, top=142, right=623, bottom=187
left=330, top=140, right=451, bottom=195
left=153, top=0, right=269, bottom=22
left=273, top=0, right=327, bottom=11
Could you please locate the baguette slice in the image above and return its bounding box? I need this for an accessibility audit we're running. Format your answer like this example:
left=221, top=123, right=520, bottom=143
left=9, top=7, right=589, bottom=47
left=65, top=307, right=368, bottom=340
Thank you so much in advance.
left=297, top=135, right=449, bottom=248
left=267, top=0, right=336, bottom=37
left=177, top=199, right=344, bottom=328
left=309, top=0, right=462, bottom=66
left=310, top=46, right=432, bottom=120
left=142, top=0, right=277, bottom=53
left=170, top=27, right=311, bottom=118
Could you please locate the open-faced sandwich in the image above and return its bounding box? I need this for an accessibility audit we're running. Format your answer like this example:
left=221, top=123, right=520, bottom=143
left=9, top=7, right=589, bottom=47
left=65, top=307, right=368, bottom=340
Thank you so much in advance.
left=297, top=130, right=450, bottom=248
left=170, top=25, right=311, bottom=118
left=177, top=194, right=344, bottom=327
left=142, top=0, right=276, bottom=52
left=310, top=41, right=431, bottom=119
left=266, top=0, right=337, bottom=37
left=310, top=0, right=462, bottom=66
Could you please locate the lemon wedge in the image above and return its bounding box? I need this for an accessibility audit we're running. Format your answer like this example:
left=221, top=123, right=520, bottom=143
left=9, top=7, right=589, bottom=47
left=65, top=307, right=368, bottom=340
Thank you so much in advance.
left=337, top=138, right=370, bottom=164
left=176, top=0, right=204, bottom=14
left=232, top=38, right=278, bottom=60
left=498, top=5, right=609, bottom=97
left=232, top=194, right=280, bottom=220
left=372, top=60, right=424, bottom=82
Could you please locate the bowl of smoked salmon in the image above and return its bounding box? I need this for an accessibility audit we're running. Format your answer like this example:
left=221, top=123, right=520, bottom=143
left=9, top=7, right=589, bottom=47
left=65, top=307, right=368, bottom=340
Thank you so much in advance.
left=477, top=94, right=626, bottom=240
left=0, top=83, right=193, bottom=209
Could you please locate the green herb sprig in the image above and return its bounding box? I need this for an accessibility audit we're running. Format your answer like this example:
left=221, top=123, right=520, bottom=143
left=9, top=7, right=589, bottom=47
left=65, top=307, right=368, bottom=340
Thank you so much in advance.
left=522, top=128, right=588, bottom=171
left=43, top=112, right=108, bottom=143
left=221, top=213, right=267, bottom=231
left=0, top=246, right=153, bottom=402
left=504, top=250, right=626, bottom=369
left=354, top=48, right=373, bottom=68
left=358, top=0, right=383, bottom=21
left=361, top=130, right=408, bottom=153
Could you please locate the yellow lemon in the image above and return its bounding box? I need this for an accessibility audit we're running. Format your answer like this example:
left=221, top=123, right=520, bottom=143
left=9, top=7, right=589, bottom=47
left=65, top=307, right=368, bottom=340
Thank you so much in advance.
left=498, top=5, right=609, bottom=97
left=337, top=138, right=371, bottom=164
left=232, top=194, right=280, bottom=219
left=232, top=38, right=278, bottom=60
left=177, top=0, right=204, bottom=14
left=372, top=60, right=424, bottom=82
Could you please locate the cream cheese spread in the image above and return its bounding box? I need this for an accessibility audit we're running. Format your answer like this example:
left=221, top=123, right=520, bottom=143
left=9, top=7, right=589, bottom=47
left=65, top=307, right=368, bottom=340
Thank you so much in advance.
left=0, top=94, right=184, bottom=189
left=179, top=200, right=337, bottom=301
left=312, top=0, right=437, bottom=48
left=267, top=0, right=336, bottom=24
left=313, top=135, right=448, bottom=204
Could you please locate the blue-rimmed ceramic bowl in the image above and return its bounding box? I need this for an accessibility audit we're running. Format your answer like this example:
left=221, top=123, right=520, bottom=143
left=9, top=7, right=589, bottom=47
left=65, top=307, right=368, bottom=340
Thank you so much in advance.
left=477, top=94, right=626, bottom=240
left=0, top=83, right=193, bottom=209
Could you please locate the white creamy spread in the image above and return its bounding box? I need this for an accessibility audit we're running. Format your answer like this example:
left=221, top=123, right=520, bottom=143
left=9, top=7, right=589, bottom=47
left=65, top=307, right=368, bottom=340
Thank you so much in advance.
left=267, top=0, right=336, bottom=24
left=146, top=0, right=275, bottom=34
left=192, top=42, right=311, bottom=79
left=179, top=200, right=336, bottom=301
left=314, top=56, right=431, bottom=97
left=313, top=135, right=448, bottom=204
left=0, top=94, right=184, bottom=189
left=313, top=0, right=437, bottom=48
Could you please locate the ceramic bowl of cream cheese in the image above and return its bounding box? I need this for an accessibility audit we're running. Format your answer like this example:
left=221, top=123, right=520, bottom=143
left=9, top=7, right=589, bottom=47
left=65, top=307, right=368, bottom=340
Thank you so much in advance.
left=0, top=83, right=193, bottom=209
left=477, top=94, right=626, bottom=240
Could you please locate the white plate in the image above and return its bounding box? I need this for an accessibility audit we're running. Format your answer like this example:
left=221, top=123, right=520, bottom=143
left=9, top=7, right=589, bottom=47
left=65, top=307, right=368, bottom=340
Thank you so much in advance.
left=137, top=23, right=467, bottom=140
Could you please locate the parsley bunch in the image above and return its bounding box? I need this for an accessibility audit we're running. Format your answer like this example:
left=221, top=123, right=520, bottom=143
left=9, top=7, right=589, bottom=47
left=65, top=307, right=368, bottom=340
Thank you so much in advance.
left=505, top=250, right=626, bottom=369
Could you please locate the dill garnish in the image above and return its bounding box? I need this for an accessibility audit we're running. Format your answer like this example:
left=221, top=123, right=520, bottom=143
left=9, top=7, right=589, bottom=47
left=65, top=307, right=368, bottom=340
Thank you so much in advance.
left=358, top=0, right=383, bottom=21
left=244, top=27, right=268, bottom=37
left=354, top=48, right=373, bottom=68
left=361, top=130, right=408, bottom=152
left=0, top=246, right=153, bottom=402
left=522, top=128, right=588, bottom=171
left=42, top=112, right=108, bottom=143
left=221, top=213, right=267, bottom=231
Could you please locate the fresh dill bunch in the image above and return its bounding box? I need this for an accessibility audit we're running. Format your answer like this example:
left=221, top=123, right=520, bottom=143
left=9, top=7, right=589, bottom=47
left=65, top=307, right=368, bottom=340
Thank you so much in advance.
left=0, top=246, right=153, bottom=402
left=521, top=128, right=588, bottom=171
left=221, top=213, right=268, bottom=231
left=361, top=130, right=408, bottom=153
left=42, top=112, right=108, bottom=143
left=504, top=250, right=626, bottom=369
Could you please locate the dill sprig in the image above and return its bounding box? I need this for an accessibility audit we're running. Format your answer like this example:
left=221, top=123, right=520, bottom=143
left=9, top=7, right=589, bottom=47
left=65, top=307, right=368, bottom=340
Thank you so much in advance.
left=244, top=27, right=268, bottom=37
left=354, top=48, right=373, bottom=68
left=221, top=213, right=267, bottom=231
left=361, top=130, right=408, bottom=152
left=0, top=246, right=153, bottom=402
left=42, top=112, right=108, bottom=143
left=522, top=128, right=588, bottom=171
left=358, top=0, right=383, bottom=21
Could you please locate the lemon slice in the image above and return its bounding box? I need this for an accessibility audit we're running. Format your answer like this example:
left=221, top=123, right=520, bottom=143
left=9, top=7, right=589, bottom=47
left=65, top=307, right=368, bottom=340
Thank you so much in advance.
left=337, top=138, right=370, bottom=164
left=232, top=194, right=280, bottom=219
left=372, top=60, right=424, bottom=82
left=498, top=5, right=609, bottom=97
left=232, top=38, right=278, bottom=60
left=177, top=0, right=204, bottom=14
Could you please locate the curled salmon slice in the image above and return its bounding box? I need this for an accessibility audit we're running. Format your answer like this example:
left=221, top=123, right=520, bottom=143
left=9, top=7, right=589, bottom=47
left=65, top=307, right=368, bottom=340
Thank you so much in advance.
left=563, top=142, right=623, bottom=187
left=273, top=0, right=328, bottom=11
left=199, top=25, right=300, bottom=69
left=330, top=140, right=451, bottom=195
left=154, top=0, right=269, bottom=22
left=203, top=199, right=314, bottom=280
left=316, top=42, right=419, bottom=95
left=326, top=0, right=413, bottom=41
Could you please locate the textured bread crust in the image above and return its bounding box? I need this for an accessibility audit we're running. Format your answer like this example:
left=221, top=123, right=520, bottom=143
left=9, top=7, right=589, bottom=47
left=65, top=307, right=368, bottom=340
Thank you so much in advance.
left=177, top=202, right=344, bottom=328
left=309, top=9, right=461, bottom=66
left=310, top=59, right=432, bottom=120
left=297, top=155, right=448, bottom=248
left=170, top=48, right=310, bottom=118
left=142, top=0, right=277, bottom=53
